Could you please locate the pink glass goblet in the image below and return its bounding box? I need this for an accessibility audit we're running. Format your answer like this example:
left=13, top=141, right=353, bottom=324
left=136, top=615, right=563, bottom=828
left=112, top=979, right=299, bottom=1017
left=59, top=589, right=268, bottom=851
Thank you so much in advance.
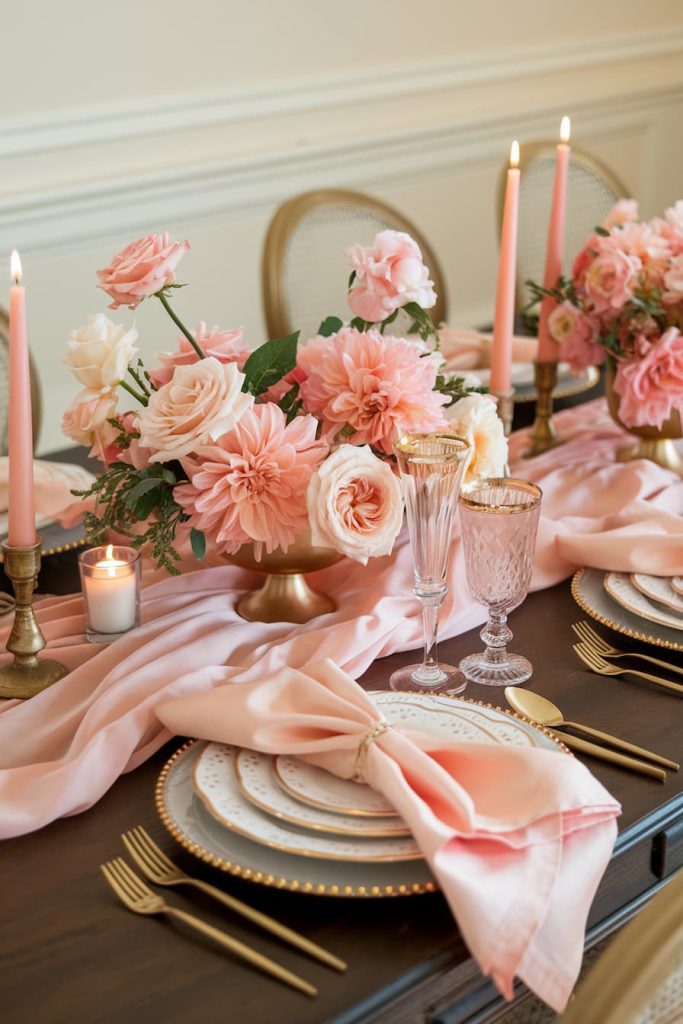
left=458, top=478, right=542, bottom=687
left=390, top=433, right=471, bottom=694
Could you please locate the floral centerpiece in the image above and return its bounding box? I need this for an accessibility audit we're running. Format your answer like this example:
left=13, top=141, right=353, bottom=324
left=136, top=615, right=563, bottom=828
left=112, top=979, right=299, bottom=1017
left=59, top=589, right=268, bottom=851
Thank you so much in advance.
left=529, top=199, right=683, bottom=469
left=63, top=229, right=506, bottom=613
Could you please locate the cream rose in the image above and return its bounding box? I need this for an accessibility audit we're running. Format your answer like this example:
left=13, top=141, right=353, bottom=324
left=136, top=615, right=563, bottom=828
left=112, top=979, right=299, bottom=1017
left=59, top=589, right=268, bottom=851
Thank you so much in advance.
left=61, top=386, right=118, bottom=460
left=307, top=445, right=403, bottom=564
left=138, top=357, right=252, bottom=462
left=445, top=393, right=508, bottom=485
left=63, top=314, right=137, bottom=390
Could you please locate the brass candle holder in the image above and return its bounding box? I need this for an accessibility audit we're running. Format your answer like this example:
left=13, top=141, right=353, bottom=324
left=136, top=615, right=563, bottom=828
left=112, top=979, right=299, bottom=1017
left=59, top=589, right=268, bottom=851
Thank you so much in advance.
left=0, top=539, right=68, bottom=699
left=524, top=361, right=561, bottom=458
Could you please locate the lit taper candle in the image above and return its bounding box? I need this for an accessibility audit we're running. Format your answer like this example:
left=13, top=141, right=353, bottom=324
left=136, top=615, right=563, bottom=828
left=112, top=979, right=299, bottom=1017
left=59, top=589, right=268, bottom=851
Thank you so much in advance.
left=490, top=140, right=520, bottom=395
left=537, top=116, right=571, bottom=363
left=7, top=250, right=36, bottom=547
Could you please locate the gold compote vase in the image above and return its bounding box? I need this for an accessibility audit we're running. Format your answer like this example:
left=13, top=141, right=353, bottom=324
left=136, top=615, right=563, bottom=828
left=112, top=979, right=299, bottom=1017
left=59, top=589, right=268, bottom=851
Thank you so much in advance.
left=227, top=531, right=342, bottom=624
left=605, top=362, right=683, bottom=476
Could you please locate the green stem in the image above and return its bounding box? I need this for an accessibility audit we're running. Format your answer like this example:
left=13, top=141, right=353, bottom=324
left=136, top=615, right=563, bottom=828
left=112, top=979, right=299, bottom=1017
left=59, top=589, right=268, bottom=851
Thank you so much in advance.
left=120, top=379, right=148, bottom=406
left=156, top=291, right=206, bottom=359
left=128, top=366, right=151, bottom=397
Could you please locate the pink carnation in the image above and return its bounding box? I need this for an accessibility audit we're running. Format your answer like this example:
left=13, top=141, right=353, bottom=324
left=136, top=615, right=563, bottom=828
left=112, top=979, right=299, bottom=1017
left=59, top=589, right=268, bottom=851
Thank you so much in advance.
left=547, top=301, right=603, bottom=370
left=174, top=404, right=327, bottom=558
left=663, top=253, right=683, bottom=305
left=297, top=328, right=448, bottom=454
left=97, top=233, right=189, bottom=310
left=613, top=327, right=683, bottom=429
left=151, top=323, right=251, bottom=387
left=346, top=230, right=436, bottom=323
left=583, top=238, right=641, bottom=315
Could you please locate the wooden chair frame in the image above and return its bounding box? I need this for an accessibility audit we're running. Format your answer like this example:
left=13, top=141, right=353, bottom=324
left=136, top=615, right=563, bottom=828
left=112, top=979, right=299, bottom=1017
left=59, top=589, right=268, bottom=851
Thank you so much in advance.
left=262, top=188, right=448, bottom=339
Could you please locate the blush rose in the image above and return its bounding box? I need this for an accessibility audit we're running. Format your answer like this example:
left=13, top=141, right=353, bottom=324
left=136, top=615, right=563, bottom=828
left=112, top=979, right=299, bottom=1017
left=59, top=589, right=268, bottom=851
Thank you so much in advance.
left=613, top=327, right=683, bottom=429
left=346, top=230, right=437, bottom=323
left=97, top=233, right=190, bottom=310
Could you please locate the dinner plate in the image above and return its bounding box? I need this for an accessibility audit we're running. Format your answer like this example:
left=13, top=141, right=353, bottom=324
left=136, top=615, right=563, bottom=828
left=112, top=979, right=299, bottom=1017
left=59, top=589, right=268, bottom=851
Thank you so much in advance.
left=572, top=567, right=683, bottom=652
left=235, top=748, right=410, bottom=837
left=673, top=577, right=683, bottom=597
left=631, top=573, right=683, bottom=614
left=194, top=744, right=422, bottom=863
left=605, top=572, right=683, bottom=632
left=0, top=518, right=87, bottom=562
left=274, top=690, right=557, bottom=819
left=157, top=696, right=565, bottom=898
left=467, top=363, right=599, bottom=403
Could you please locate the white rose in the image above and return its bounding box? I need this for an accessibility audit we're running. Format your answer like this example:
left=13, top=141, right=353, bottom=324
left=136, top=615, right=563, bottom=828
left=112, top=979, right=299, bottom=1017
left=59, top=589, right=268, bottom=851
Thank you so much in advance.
left=307, top=444, right=403, bottom=564
left=63, top=313, right=138, bottom=390
left=445, top=393, right=508, bottom=485
left=138, top=357, right=252, bottom=463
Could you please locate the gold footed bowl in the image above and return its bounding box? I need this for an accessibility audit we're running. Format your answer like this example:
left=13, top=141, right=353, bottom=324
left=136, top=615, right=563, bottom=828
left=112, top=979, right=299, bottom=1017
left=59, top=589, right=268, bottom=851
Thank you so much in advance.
left=227, top=534, right=343, bottom=624
left=606, top=363, right=683, bottom=476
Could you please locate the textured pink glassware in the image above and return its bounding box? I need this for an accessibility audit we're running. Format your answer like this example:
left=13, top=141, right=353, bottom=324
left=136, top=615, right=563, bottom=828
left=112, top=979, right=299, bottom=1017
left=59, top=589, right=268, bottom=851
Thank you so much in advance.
left=458, top=478, right=542, bottom=686
left=390, top=433, right=471, bottom=694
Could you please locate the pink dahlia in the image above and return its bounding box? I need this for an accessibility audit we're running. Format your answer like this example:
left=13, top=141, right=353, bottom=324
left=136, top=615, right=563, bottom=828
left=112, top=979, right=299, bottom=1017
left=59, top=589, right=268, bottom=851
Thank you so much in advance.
left=174, top=404, right=327, bottom=558
left=613, top=327, right=683, bottom=429
left=297, top=328, right=448, bottom=454
left=151, top=322, right=251, bottom=387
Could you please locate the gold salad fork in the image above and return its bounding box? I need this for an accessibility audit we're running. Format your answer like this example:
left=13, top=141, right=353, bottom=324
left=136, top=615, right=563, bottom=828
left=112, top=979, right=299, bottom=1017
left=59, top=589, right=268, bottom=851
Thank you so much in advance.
left=572, top=621, right=683, bottom=678
left=101, top=857, right=317, bottom=997
left=122, top=827, right=345, bottom=972
left=574, top=642, right=683, bottom=696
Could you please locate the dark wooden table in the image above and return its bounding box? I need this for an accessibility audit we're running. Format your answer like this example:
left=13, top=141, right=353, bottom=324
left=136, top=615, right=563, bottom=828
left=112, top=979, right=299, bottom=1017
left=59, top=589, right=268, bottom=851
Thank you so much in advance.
left=1, top=541, right=681, bottom=1024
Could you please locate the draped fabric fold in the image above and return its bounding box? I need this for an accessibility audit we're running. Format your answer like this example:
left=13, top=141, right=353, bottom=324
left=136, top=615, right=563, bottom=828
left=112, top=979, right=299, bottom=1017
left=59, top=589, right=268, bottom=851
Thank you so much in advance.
left=156, top=659, right=620, bottom=1012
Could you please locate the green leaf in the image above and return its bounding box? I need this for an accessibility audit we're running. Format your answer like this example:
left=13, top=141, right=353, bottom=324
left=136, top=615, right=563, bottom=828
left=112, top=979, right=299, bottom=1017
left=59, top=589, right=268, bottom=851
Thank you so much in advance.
left=348, top=270, right=356, bottom=289
left=190, top=528, right=206, bottom=560
left=241, top=332, right=299, bottom=396
left=318, top=316, right=343, bottom=337
left=123, top=477, right=161, bottom=508
left=349, top=317, right=368, bottom=332
left=595, top=226, right=610, bottom=237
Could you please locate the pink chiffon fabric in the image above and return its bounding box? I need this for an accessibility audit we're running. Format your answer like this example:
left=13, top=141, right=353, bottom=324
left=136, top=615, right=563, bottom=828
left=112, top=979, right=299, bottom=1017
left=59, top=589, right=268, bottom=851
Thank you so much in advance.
left=0, top=398, right=681, bottom=843
left=156, top=659, right=620, bottom=1012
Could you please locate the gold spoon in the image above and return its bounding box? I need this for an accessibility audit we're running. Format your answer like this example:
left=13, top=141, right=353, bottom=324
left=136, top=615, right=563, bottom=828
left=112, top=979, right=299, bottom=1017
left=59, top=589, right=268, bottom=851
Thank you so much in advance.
left=505, top=688, right=677, bottom=775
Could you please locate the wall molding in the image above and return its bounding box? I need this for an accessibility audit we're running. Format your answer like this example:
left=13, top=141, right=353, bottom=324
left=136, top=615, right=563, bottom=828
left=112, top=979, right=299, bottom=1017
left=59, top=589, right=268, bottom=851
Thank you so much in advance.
left=2, top=25, right=682, bottom=161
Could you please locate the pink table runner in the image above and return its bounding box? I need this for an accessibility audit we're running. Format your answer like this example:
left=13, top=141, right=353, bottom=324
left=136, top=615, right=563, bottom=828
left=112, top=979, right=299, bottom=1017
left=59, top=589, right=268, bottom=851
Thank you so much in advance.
left=0, top=398, right=681, bottom=841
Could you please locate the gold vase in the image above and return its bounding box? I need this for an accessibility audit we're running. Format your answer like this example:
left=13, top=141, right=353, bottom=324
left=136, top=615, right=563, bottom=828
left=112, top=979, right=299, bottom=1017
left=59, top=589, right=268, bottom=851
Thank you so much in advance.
left=227, top=533, right=342, bottom=624
left=606, top=363, right=683, bottom=475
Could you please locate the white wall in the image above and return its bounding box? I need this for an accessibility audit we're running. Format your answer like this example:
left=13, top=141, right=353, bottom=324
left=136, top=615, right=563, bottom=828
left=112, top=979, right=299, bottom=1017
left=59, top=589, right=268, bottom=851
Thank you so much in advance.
left=2, top=0, right=682, bottom=450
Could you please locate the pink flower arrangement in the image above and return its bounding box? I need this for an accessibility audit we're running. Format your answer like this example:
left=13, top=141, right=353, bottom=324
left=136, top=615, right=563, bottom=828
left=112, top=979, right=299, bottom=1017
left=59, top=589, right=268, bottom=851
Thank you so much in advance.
left=65, top=229, right=489, bottom=574
left=175, top=404, right=327, bottom=558
left=540, top=199, right=683, bottom=430
left=297, top=327, right=448, bottom=454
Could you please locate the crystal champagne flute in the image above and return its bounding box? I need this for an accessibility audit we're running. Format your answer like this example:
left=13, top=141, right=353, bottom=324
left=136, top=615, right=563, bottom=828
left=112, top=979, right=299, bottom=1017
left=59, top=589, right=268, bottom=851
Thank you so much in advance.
left=458, top=478, right=542, bottom=686
left=390, top=433, right=471, bottom=694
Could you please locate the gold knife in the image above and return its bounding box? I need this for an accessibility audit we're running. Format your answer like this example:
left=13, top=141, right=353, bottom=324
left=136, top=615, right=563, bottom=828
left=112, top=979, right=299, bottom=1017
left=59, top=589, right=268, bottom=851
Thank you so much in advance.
left=549, top=730, right=667, bottom=781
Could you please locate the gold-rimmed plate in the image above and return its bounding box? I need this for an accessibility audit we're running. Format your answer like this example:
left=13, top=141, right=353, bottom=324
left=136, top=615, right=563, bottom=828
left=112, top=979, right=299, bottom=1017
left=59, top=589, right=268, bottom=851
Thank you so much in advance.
left=467, top=363, right=599, bottom=403
left=572, top=567, right=683, bottom=652
left=631, top=573, right=683, bottom=614
left=194, top=744, right=422, bottom=863
left=672, top=577, right=683, bottom=597
left=235, top=748, right=410, bottom=838
left=0, top=519, right=87, bottom=562
left=605, top=572, right=683, bottom=632
left=274, top=690, right=554, bottom=818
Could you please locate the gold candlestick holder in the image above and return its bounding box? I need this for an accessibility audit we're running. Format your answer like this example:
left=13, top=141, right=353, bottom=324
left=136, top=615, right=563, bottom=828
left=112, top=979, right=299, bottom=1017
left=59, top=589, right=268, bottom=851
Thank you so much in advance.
left=524, top=361, right=561, bottom=458
left=0, top=539, right=68, bottom=700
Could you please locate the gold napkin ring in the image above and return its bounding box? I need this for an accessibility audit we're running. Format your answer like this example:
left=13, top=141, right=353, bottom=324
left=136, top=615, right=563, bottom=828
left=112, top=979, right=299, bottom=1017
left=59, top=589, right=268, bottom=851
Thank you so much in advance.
left=354, top=720, right=392, bottom=782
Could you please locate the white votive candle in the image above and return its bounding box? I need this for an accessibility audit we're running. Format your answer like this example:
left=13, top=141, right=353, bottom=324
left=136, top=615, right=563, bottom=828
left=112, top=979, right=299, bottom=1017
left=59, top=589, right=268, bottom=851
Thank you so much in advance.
left=79, top=545, right=141, bottom=641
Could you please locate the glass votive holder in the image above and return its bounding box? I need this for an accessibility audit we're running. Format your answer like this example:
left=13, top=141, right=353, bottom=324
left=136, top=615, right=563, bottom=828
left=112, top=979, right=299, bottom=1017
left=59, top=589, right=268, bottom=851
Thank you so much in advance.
left=78, top=545, right=141, bottom=644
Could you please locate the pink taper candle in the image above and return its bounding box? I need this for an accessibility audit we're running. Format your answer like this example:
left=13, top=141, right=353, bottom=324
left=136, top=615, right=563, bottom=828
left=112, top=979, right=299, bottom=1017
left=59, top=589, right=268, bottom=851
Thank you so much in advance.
left=490, top=140, right=520, bottom=394
left=7, top=250, right=36, bottom=547
left=537, top=116, right=571, bottom=363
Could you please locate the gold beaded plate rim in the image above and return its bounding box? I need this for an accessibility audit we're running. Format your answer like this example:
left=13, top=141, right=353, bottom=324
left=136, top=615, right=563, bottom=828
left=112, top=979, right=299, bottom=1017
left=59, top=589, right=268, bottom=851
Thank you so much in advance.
left=0, top=527, right=87, bottom=562
left=572, top=567, right=683, bottom=653
left=155, top=695, right=570, bottom=898
left=513, top=364, right=600, bottom=404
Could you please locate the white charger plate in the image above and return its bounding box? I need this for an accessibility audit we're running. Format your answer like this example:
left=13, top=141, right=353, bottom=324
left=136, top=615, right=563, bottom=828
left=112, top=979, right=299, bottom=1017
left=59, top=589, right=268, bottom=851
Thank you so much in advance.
left=572, top=567, right=683, bottom=652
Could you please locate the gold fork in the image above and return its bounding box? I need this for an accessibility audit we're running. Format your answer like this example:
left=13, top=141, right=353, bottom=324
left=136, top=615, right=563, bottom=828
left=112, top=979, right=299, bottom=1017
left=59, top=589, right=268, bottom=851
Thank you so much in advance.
left=101, top=858, right=316, bottom=998
left=121, top=827, right=345, bottom=972
left=572, top=622, right=683, bottom=678
left=573, top=642, right=683, bottom=696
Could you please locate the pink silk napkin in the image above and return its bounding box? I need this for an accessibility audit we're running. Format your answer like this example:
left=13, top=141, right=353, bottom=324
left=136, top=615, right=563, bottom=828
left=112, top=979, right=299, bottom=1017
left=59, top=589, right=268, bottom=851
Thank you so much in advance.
left=438, top=326, right=538, bottom=370
left=0, top=398, right=680, bottom=843
left=156, top=659, right=620, bottom=1012
left=0, top=457, right=94, bottom=532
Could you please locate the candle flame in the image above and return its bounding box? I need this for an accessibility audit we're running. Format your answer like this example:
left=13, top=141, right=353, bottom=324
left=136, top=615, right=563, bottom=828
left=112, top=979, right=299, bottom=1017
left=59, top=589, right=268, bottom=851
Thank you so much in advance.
left=105, top=544, right=114, bottom=560
left=10, top=250, right=22, bottom=284
left=510, top=140, right=520, bottom=168
left=560, top=116, right=571, bottom=143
